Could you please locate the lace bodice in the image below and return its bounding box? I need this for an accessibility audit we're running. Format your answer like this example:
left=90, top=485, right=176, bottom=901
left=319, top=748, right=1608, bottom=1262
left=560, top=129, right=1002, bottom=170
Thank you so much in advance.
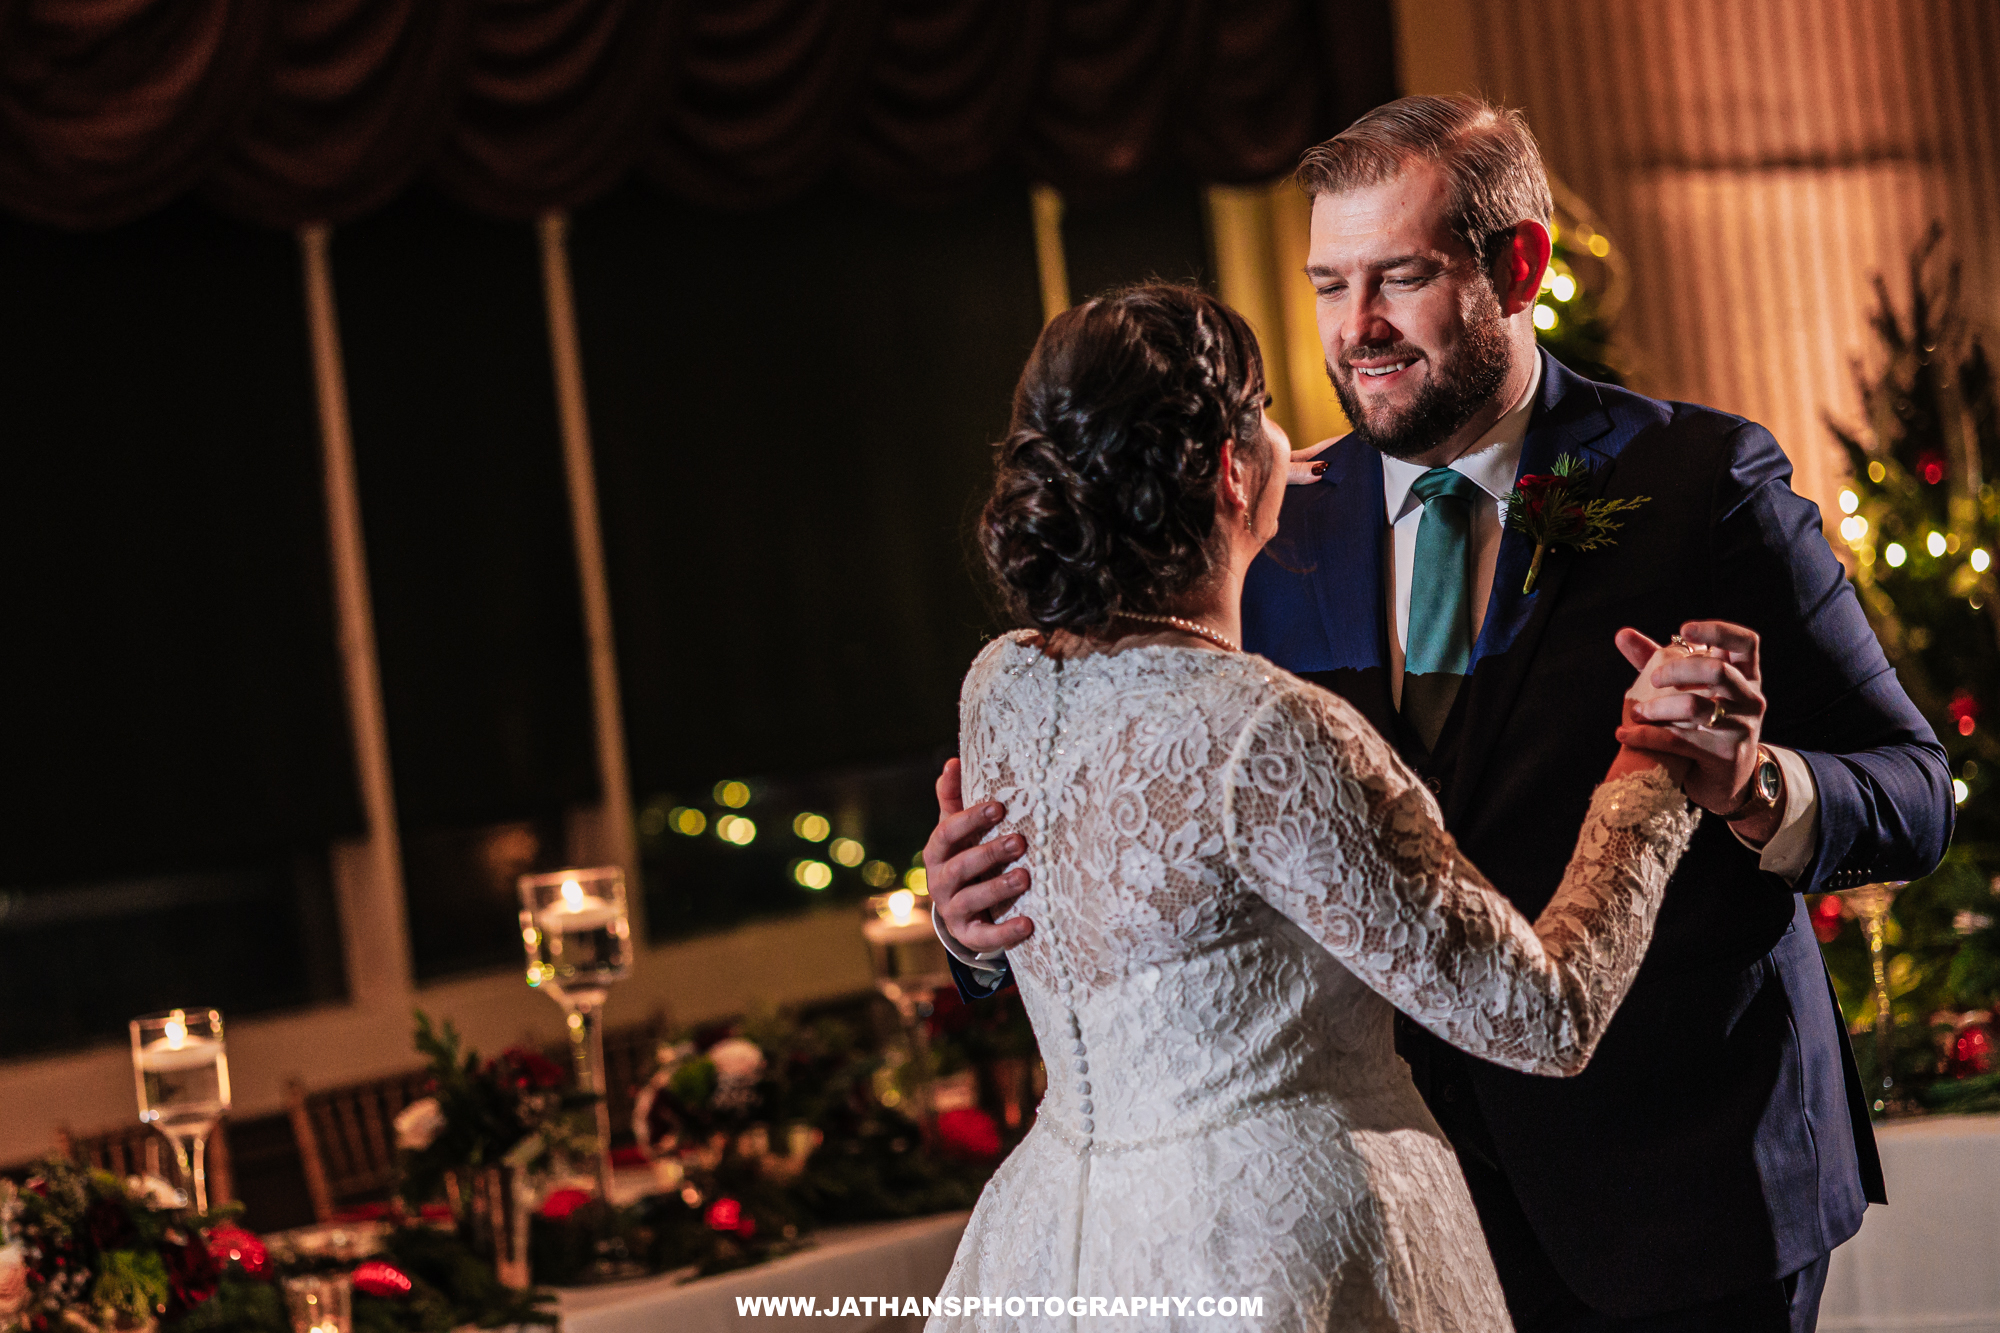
left=931, top=633, right=1694, bottom=1331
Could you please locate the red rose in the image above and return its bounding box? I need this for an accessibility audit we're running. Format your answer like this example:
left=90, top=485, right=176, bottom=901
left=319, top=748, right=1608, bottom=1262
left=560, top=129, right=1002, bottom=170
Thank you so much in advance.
left=936, top=1108, right=1002, bottom=1159
left=539, top=1188, right=592, bottom=1220
left=205, top=1223, right=270, bottom=1278
left=163, top=1232, right=219, bottom=1313
left=704, top=1198, right=742, bottom=1232
left=495, top=1047, right=567, bottom=1090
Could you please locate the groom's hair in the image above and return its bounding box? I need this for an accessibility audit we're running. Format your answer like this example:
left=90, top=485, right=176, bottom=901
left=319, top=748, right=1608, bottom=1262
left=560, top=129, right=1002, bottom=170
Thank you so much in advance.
left=980, top=283, right=1271, bottom=637
left=1296, top=94, right=1553, bottom=273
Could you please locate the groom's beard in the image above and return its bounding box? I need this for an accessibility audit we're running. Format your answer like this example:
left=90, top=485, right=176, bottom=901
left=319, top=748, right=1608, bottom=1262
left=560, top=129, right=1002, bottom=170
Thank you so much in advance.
left=1326, top=284, right=1513, bottom=462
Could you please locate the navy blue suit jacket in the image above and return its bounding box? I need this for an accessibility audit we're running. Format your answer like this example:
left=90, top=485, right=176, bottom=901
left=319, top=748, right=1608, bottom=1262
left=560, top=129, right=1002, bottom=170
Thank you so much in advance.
left=951, top=353, right=1952, bottom=1315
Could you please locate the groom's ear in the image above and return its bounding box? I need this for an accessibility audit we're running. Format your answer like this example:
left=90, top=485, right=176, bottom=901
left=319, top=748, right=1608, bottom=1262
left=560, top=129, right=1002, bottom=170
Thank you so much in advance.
left=1491, top=220, right=1552, bottom=318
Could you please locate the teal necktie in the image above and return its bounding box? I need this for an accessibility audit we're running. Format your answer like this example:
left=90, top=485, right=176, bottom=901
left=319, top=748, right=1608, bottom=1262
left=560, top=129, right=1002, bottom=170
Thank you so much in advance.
left=1403, top=467, right=1482, bottom=751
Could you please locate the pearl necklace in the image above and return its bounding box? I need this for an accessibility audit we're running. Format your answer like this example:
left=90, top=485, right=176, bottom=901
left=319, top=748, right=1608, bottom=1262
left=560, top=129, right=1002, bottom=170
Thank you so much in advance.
left=1116, top=611, right=1240, bottom=654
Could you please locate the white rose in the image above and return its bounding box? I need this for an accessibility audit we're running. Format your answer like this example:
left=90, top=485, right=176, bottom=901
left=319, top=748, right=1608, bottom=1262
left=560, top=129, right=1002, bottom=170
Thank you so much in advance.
left=706, top=1038, right=765, bottom=1084
left=706, top=1038, right=766, bottom=1111
left=0, top=1243, right=27, bottom=1319
left=394, top=1096, right=447, bottom=1151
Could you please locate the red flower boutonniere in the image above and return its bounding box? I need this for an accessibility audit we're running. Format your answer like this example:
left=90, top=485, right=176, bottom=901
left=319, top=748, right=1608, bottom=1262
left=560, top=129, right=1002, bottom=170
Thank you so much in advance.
left=1503, top=453, right=1651, bottom=593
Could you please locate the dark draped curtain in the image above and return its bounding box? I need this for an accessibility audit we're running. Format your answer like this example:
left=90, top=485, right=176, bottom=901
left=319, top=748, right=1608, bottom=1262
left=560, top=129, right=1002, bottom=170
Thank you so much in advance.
left=0, top=0, right=1395, bottom=229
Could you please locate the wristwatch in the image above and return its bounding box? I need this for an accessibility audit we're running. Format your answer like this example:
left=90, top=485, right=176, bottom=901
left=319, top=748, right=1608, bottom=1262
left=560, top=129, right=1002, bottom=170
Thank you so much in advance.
left=1721, top=746, right=1783, bottom=822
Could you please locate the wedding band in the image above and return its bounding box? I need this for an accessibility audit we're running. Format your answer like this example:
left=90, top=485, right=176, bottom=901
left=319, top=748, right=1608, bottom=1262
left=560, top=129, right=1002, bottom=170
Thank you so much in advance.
left=1708, top=697, right=1727, bottom=728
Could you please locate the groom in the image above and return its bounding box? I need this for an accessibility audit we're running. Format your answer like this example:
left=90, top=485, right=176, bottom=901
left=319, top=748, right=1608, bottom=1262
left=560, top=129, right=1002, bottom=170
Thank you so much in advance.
left=924, top=96, right=1952, bottom=1331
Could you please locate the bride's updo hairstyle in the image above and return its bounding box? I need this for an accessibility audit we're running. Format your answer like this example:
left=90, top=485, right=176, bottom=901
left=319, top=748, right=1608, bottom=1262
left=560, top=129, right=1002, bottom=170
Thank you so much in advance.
left=980, top=283, right=1269, bottom=637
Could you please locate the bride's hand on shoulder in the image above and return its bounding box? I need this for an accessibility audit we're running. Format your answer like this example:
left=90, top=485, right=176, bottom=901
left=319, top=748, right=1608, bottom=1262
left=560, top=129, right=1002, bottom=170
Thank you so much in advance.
left=1285, top=438, right=1338, bottom=485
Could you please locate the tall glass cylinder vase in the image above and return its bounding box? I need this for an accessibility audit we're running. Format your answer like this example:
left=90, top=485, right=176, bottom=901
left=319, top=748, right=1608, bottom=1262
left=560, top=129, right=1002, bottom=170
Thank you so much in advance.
left=862, top=891, right=953, bottom=1137
left=519, top=867, right=632, bottom=1201
left=468, top=1165, right=530, bottom=1289
left=130, top=1008, right=231, bottom=1213
left=1839, top=881, right=1907, bottom=1115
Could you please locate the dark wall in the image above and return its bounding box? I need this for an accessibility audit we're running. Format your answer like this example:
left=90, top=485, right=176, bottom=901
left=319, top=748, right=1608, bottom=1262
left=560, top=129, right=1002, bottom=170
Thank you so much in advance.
left=334, top=189, right=602, bottom=981
left=0, top=172, right=1224, bottom=1032
left=0, top=201, right=355, bottom=1054
left=574, top=182, right=1046, bottom=794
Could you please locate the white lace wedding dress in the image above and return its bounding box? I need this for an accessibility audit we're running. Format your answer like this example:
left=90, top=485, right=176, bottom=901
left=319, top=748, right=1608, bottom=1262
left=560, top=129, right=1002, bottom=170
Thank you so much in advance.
left=929, top=633, right=1696, bottom=1332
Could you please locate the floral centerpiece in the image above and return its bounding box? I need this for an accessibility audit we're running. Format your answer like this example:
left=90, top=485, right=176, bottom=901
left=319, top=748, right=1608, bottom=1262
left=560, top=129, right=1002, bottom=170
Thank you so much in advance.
left=393, top=1013, right=597, bottom=1208
left=1, top=1161, right=222, bottom=1333
left=0, top=1159, right=551, bottom=1333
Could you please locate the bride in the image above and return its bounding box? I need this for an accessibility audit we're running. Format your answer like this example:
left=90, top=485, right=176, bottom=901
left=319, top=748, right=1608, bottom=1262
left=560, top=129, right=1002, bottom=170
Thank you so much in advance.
left=927, top=284, right=1697, bottom=1331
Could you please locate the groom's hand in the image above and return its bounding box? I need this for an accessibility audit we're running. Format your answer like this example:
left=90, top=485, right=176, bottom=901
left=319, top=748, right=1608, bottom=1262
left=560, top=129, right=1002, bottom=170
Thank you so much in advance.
left=1613, top=620, right=1771, bottom=829
left=925, top=759, right=1034, bottom=951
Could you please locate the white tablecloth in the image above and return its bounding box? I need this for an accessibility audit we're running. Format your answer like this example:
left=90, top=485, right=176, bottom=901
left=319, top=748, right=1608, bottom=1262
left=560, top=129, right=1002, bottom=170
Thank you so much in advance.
left=558, top=1211, right=971, bottom=1333
left=560, top=1116, right=2000, bottom=1333
left=1821, top=1114, right=2000, bottom=1333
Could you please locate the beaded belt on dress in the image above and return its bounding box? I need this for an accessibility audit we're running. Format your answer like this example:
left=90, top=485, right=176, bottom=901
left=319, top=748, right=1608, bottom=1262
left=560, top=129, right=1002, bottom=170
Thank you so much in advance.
left=1036, top=1090, right=1344, bottom=1156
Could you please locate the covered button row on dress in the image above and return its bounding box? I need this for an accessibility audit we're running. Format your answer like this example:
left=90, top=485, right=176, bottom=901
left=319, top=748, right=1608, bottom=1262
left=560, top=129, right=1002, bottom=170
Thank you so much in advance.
left=1060, top=974, right=1092, bottom=1134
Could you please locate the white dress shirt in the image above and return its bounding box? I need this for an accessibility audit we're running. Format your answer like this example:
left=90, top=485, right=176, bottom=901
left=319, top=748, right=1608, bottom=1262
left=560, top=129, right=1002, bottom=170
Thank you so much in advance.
left=939, top=358, right=1821, bottom=979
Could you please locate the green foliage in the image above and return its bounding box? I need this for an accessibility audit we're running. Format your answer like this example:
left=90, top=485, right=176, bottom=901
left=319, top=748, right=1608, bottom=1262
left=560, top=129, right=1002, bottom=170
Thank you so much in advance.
left=365, top=1226, right=556, bottom=1331
left=91, top=1251, right=168, bottom=1328
left=167, top=1276, right=284, bottom=1333
left=791, top=1114, right=985, bottom=1224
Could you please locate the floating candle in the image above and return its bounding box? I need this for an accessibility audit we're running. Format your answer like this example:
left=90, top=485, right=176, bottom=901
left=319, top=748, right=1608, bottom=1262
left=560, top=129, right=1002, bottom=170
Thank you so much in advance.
left=537, top=878, right=622, bottom=931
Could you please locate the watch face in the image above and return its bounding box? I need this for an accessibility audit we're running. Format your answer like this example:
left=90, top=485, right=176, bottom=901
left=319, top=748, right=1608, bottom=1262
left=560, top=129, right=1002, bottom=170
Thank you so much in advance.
left=1756, top=758, right=1782, bottom=803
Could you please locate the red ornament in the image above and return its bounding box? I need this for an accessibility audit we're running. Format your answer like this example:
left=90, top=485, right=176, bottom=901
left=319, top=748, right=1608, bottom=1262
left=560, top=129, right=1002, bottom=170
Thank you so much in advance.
left=704, top=1197, right=741, bottom=1232
left=1948, top=693, right=1980, bottom=737
left=352, top=1261, right=414, bottom=1298
left=1810, top=894, right=1846, bottom=944
left=539, top=1188, right=592, bottom=1220
left=1917, top=450, right=1947, bottom=485
left=204, top=1223, right=269, bottom=1278
left=937, top=1108, right=1003, bottom=1159
left=1947, top=1017, right=1995, bottom=1078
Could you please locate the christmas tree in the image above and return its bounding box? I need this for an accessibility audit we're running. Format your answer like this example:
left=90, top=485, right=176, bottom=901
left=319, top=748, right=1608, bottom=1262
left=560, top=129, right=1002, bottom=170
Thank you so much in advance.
left=1532, top=180, right=1623, bottom=385
left=1822, top=223, right=2000, bottom=1112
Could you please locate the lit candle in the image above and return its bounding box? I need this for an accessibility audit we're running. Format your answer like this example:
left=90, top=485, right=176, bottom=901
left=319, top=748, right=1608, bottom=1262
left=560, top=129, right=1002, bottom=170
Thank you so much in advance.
left=537, top=877, right=621, bottom=931
left=137, top=1013, right=221, bottom=1071
left=861, top=891, right=933, bottom=945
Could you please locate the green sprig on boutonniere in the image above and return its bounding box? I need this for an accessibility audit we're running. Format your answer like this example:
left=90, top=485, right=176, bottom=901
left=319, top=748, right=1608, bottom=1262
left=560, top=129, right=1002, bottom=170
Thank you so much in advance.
left=1503, top=454, right=1650, bottom=593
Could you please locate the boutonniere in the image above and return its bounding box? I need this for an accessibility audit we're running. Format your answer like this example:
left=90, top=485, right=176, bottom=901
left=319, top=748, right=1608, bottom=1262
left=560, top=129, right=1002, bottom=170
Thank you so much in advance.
left=1503, top=454, right=1651, bottom=593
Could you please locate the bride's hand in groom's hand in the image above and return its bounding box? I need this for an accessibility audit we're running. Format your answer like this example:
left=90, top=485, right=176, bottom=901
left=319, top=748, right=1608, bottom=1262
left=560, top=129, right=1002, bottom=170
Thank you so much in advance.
left=1612, top=621, right=1768, bottom=817
left=926, top=759, right=1034, bottom=952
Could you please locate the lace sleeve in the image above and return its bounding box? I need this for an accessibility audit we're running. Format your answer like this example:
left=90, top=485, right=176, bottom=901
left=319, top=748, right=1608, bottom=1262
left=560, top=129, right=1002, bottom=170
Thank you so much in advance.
left=1223, top=683, right=1697, bottom=1076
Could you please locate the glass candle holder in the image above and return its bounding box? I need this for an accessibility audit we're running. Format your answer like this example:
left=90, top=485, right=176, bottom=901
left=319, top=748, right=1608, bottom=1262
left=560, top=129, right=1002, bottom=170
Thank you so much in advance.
left=283, top=1274, right=352, bottom=1333
left=129, top=1008, right=231, bottom=1213
left=519, top=867, right=631, bottom=1201
left=862, top=890, right=952, bottom=1013
left=861, top=892, right=953, bottom=1136
left=1839, top=881, right=1909, bottom=1115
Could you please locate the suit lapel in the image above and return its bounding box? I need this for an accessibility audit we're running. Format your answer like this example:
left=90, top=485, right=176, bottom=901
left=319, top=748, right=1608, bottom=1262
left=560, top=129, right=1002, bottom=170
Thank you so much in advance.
left=1291, top=438, right=1396, bottom=739
left=1445, top=354, right=1617, bottom=826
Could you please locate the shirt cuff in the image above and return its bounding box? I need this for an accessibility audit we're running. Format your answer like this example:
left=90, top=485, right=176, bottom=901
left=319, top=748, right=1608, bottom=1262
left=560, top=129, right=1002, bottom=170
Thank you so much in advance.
left=934, top=903, right=1009, bottom=978
left=1731, top=745, right=1820, bottom=883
